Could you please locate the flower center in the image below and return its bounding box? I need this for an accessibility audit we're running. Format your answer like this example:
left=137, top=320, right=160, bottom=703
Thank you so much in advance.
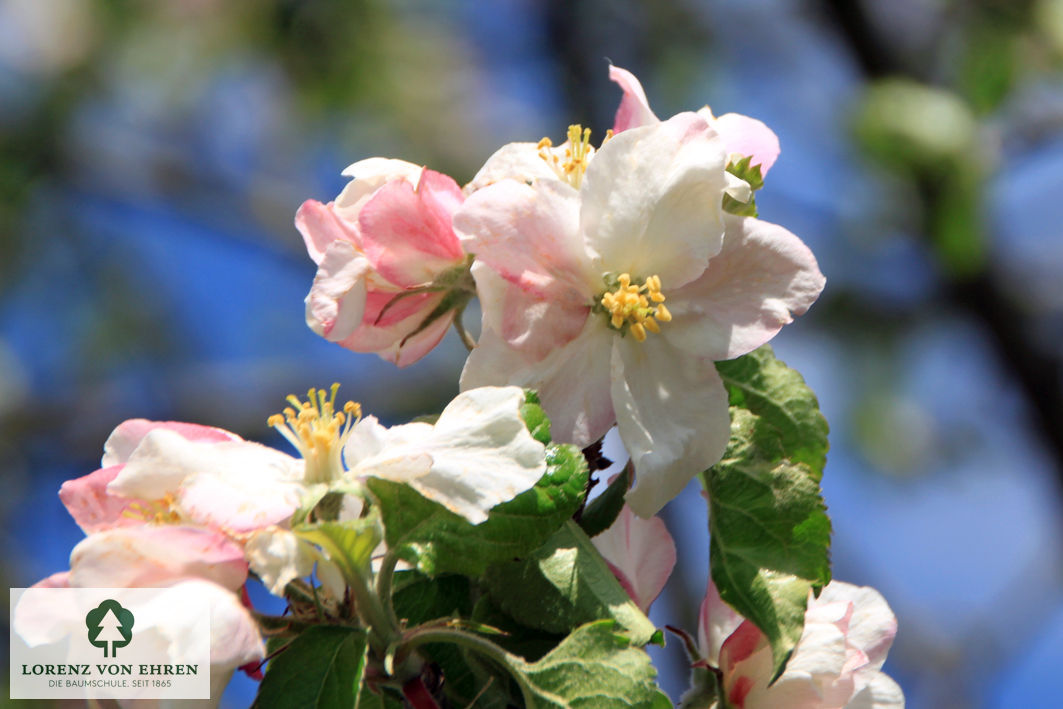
left=121, top=494, right=181, bottom=525
left=537, top=124, right=612, bottom=189
left=268, top=384, right=361, bottom=485
left=597, top=273, right=672, bottom=342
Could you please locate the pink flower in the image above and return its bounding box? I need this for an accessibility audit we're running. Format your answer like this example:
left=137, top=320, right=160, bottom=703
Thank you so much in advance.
left=296, top=158, right=470, bottom=367
left=609, top=64, right=781, bottom=176
left=59, top=418, right=304, bottom=537
left=591, top=504, right=676, bottom=613
left=457, top=112, right=824, bottom=516
left=701, top=581, right=905, bottom=709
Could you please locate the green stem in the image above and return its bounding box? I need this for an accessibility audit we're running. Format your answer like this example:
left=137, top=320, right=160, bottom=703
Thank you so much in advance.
left=345, top=562, right=400, bottom=652
left=401, top=626, right=535, bottom=704
left=452, top=308, right=476, bottom=351
left=375, top=550, right=402, bottom=630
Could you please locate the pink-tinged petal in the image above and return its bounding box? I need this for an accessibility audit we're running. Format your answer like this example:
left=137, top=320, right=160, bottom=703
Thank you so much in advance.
left=666, top=214, right=825, bottom=361
left=358, top=169, right=464, bottom=288
left=336, top=157, right=424, bottom=216
left=31, top=571, right=70, bottom=588
left=295, top=199, right=361, bottom=265
left=719, top=620, right=768, bottom=676
left=698, top=580, right=745, bottom=666
left=334, top=291, right=454, bottom=367
left=612, top=336, right=731, bottom=517
left=101, top=419, right=240, bottom=467
left=455, top=178, right=597, bottom=300
left=847, top=672, right=905, bottom=709
left=473, top=262, right=588, bottom=360
left=68, top=526, right=248, bottom=590
left=178, top=468, right=303, bottom=534
left=704, top=109, right=781, bottom=176
left=364, top=288, right=437, bottom=328
left=461, top=319, right=615, bottom=448
left=305, top=241, right=371, bottom=342
left=609, top=65, right=659, bottom=133
left=110, top=429, right=302, bottom=504
left=591, top=505, right=676, bottom=612
left=59, top=465, right=145, bottom=533
left=463, top=142, right=562, bottom=194
left=581, top=112, right=729, bottom=288
left=816, top=582, right=898, bottom=673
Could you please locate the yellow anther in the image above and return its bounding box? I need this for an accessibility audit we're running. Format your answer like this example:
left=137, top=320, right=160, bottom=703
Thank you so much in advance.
left=537, top=137, right=553, bottom=150
left=597, top=273, right=670, bottom=342
left=270, top=384, right=361, bottom=485
left=536, top=123, right=605, bottom=189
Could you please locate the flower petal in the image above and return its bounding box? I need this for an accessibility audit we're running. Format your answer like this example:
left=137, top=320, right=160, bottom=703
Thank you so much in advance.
left=463, top=142, right=561, bottom=194
left=665, top=213, right=825, bottom=361
left=698, top=580, right=745, bottom=666
left=612, top=336, right=731, bottom=517
left=178, top=467, right=303, bottom=534
left=609, top=64, right=659, bottom=133
left=101, top=419, right=239, bottom=467
left=461, top=319, right=615, bottom=448
left=473, top=261, right=588, bottom=360
left=295, top=198, right=361, bottom=265
left=59, top=466, right=145, bottom=533
left=591, top=505, right=676, bottom=612
left=305, top=241, right=371, bottom=342
left=245, top=528, right=318, bottom=596
left=817, top=582, right=898, bottom=673
left=455, top=177, right=596, bottom=300
left=846, top=672, right=906, bottom=709
left=580, top=112, right=729, bottom=288
left=700, top=108, right=781, bottom=176
left=358, top=168, right=464, bottom=288
left=109, top=428, right=301, bottom=505
left=68, top=526, right=248, bottom=590
left=355, top=387, right=547, bottom=524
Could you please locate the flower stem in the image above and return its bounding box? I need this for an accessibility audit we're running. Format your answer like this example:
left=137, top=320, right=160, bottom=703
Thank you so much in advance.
left=452, top=308, right=477, bottom=351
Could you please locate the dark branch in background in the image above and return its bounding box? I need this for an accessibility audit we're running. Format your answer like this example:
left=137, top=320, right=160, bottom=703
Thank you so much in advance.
left=819, top=0, right=1063, bottom=496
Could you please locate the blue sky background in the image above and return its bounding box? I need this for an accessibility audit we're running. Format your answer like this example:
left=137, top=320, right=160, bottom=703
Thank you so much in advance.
left=2, top=1, right=1062, bottom=707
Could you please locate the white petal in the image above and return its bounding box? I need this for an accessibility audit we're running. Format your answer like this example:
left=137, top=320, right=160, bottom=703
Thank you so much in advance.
left=580, top=112, right=728, bottom=288
left=612, top=336, right=731, bottom=517
left=845, top=672, right=905, bottom=709
left=109, top=429, right=301, bottom=504
left=463, top=142, right=561, bottom=194
left=461, top=319, right=616, bottom=448
left=353, top=387, right=548, bottom=524
left=698, top=580, right=745, bottom=666
left=245, top=529, right=318, bottom=596
left=817, top=582, right=899, bottom=673
left=305, top=241, right=371, bottom=342
left=335, top=158, right=423, bottom=219
left=665, top=213, right=825, bottom=361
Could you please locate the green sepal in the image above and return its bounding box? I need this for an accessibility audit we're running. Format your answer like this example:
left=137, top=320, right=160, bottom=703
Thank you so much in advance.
left=722, top=155, right=765, bottom=217
left=294, top=511, right=383, bottom=586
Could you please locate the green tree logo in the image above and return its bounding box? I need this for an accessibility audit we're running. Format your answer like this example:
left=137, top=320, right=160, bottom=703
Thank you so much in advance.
left=85, top=599, right=134, bottom=658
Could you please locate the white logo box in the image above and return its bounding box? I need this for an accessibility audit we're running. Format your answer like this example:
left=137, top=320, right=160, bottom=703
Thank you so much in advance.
left=10, top=587, right=211, bottom=700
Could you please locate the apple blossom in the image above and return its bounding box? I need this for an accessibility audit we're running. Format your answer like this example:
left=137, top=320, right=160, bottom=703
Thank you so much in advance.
left=591, top=504, right=676, bottom=613
left=701, top=581, right=905, bottom=709
left=609, top=64, right=781, bottom=176
left=296, top=158, right=472, bottom=367
left=457, top=112, right=824, bottom=516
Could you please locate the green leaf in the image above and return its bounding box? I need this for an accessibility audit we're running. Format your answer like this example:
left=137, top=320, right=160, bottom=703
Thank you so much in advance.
left=391, top=572, right=472, bottom=626
left=356, top=685, right=404, bottom=709
left=295, top=514, right=383, bottom=585
left=257, top=625, right=369, bottom=709
left=578, top=464, right=631, bottom=538
left=368, top=442, right=588, bottom=577
left=484, top=521, right=658, bottom=646
left=706, top=345, right=831, bottom=679
left=715, top=345, right=829, bottom=474
left=510, top=621, right=672, bottom=708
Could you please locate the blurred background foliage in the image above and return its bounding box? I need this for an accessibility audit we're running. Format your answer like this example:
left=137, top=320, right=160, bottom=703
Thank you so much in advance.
left=2, top=1, right=1063, bottom=707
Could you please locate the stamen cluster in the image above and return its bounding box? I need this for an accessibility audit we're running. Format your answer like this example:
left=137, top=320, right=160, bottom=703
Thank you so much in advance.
left=268, top=383, right=361, bottom=485
left=598, top=273, right=672, bottom=342
left=537, top=124, right=611, bottom=189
